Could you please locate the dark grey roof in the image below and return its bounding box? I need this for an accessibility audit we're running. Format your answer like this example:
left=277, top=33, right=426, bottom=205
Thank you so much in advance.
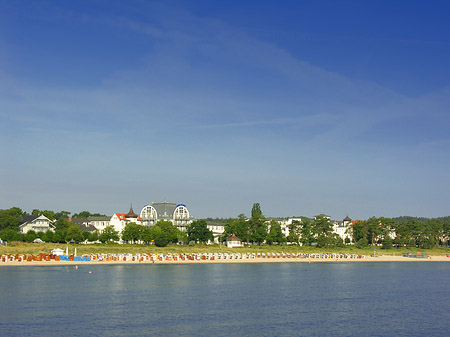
left=21, top=215, right=39, bottom=224
left=71, top=217, right=88, bottom=225
left=152, top=201, right=178, bottom=219
left=88, top=216, right=111, bottom=221
left=80, top=224, right=97, bottom=232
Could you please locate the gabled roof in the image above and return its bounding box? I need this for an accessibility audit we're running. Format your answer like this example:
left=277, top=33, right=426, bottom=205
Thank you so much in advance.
left=115, top=213, right=142, bottom=221
left=115, top=213, right=126, bottom=221
left=19, top=215, right=53, bottom=227
left=227, top=234, right=241, bottom=241
left=88, top=216, right=111, bottom=221
left=70, top=217, right=88, bottom=225
left=80, top=224, right=97, bottom=232
left=21, top=215, right=39, bottom=224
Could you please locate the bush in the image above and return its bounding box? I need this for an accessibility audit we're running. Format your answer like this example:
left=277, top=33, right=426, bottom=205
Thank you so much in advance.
left=0, top=228, right=22, bottom=242
left=357, top=237, right=368, bottom=248
left=382, top=236, right=393, bottom=249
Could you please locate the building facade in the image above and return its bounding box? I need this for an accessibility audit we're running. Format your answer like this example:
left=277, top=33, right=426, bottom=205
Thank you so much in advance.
left=140, top=201, right=193, bottom=232
left=110, top=205, right=141, bottom=235
left=19, top=215, right=55, bottom=234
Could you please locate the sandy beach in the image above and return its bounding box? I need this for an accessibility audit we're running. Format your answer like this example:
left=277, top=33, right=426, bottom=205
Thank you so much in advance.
left=1, top=254, right=449, bottom=267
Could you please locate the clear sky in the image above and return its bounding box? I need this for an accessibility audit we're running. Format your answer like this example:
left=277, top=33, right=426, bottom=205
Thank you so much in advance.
left=1, top=0, right=449, bottom=220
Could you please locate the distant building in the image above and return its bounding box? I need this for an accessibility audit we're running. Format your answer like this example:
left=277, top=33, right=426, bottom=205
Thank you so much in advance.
left=51, top=248, right=65, bottom=256
left=140, top=201, right=193, bottom=232
left=333, top=216, right=353, bottom=242
left=206, top=223, right=225, bottom=243
left=227, top=234, right=242, bottom=248
left=88, top=216, right=111, bottom=233
left=19, top=215, right=55, bottom=234
left=110, top=205, right=141, bottom=235
left=274, top=217, right=304, bottom=238
left=69, top=216, right=110, bottom=232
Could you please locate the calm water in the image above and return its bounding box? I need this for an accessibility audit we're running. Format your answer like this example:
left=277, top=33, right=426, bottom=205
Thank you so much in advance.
left=1, top=262, right=450, bottom=337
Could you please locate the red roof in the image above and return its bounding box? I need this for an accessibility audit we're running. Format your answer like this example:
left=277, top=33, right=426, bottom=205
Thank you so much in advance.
left=227, top=234, right=241, bottom=241
left=114, top=213, right=141, bottom=221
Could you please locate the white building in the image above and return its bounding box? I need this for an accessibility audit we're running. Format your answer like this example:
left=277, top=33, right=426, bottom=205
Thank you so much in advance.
left=19, top=215, right=55, bottom=234
left=88, top=216, right=111, bottom=233
left=140, top=201, right=193, bottom=232
left=226, top=234, right=242, bottom=248
left=333, top=216, right=353, bottom=242
left=275, top=218, right=303, bottom=238
left=207, top=223, right=225, bottom=243
left=110, top=205, right=141, bottom=235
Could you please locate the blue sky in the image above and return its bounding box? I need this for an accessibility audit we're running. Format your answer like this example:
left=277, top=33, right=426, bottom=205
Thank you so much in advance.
left=1, top=0, right=449, bottom=220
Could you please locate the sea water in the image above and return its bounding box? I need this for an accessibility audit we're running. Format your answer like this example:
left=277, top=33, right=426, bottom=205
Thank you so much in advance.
left=1, top=262, right=450, bottom=337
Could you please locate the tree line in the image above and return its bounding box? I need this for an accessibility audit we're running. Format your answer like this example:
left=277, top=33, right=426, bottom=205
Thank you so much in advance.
left=220, top=204, right=450, bottom=249
left=1, top=206, right=450, bottom=249
left=0, top=207, right=213, bottom=247
left=220, top=204, right=344, bottom=247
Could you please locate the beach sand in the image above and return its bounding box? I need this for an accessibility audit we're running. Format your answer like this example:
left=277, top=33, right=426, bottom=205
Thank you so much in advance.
left=1, top=254, right=449, bottom=267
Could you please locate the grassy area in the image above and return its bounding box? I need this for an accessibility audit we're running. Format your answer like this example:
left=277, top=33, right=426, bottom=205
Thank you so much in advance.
left=1, top=242, right=450, bottom=256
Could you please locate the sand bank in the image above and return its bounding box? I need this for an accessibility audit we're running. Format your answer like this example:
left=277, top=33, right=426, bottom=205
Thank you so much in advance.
left=1, top=254, right=449, bottom=267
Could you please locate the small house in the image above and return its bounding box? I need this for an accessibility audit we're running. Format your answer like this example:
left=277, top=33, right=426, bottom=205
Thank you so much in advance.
left=51, top=248, right=65, bottom=256
left=19, top=215, right=55, bottom=234
left=226, top=234, right=242, bottom=248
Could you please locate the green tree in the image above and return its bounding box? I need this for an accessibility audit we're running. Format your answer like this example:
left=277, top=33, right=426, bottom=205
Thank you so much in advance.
left=24, top=230, right=37, bottom=243
left=187, top=219, right=214, bottom=243
left=31, top=209, right=55, bottom=220
left=121, top=222, right=143, bottom=243
left=54, top=211, right=71, bottom=221
left=300, top=218, right=314, bottom=246
left=352, top=220, right=368, bottom=244
left=177, top=231, right=188, bottom=244
left=149, top=226, right=169, bottom=247
left=381, top=235, right=393, bottom=249
left=366, top=217, right=383, bottom=245
left=221, top=214, right=250, bottom=242
left=251, top=203, right=262, bottom=219
left=89, top=231, right=99, bottom=242
left=425, top=218, right=443, bottom=248
left=65, top=225, right=84, bottom=243
left=99, top=226, right=119, bottom=243
left=0, top=207, right=26, bottom=230
left=82, top=231, right=90, bottom=241
left=41, top=230, right=55, bottom=243
left=72, top=211, right=106, bottom=218
left=311, top=215, right=334, bottom=248
left=249, top=203, right=267, bottom=244
left=154, top=220, right=180, bottom=244
left=266, top=220, right=286, bottom=245
left=0, top=228, right=23, bottom=241
left=54, top=228, right=67, bottom=243
left=357, top=237, right=369, bottom=248
left=287, top=220, right=301, bottom=244
left=142, top=221, right=182, bottom=246
left=54, top=218, right=70, bottom=231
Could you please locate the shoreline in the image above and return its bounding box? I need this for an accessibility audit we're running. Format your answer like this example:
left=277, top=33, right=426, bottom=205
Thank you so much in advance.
left=1, top=255, right=449, bottom=267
